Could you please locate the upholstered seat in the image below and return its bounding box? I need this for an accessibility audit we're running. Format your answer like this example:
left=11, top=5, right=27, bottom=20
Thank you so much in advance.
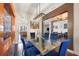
left=25, top=46, right=40, bottom=56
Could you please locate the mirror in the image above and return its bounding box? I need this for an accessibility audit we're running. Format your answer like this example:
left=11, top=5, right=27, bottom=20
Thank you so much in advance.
left=0, top=10, right=12, bottom=44
left=3, top=10, right=12, bottom=41
left=4, top=16, right=11, bottom=40
left=51, top=12, right=68, bottom=40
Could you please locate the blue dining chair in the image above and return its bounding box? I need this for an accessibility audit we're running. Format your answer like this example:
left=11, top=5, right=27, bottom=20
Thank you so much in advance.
left=25, top=46, right=40, bottom=56
left=20, top=36, right=26, bottom=55
left=43, top=33, right=49, bottom=40
left=21, top=36, right=26, bottom=49
left=21, top=35, right=40, bottom=56
left=21, top=35, right=34, bottom=48
left=63, top=32, right=68, bottom=38
left=50, top=32, right=58, bottom=43
left=44, top=39, right=71, bottom=56
left=21, top=35, right=34, bottom=55
left=42, top=33, right=49, bottom=46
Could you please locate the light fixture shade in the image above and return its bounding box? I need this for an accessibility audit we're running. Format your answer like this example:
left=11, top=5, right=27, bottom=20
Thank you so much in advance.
left=33, top=13, right=46, bottom=20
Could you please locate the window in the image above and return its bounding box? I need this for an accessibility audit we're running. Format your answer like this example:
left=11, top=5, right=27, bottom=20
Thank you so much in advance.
left=64, top=24, right=67, bottom=29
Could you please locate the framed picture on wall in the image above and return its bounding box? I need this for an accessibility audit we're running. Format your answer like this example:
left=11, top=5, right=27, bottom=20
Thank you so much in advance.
left=30, top=21, right=39, bottom=29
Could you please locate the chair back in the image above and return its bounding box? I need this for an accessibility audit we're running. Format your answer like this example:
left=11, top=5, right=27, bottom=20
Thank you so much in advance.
left=25, top=41, right=34, bottom=48
left=21, top=35, right=26, bottom=49
left=43, top=33, right=49, bottom=40
left=50, top=32, right=58, bottom=42
left=63, top=32, right=68, bottom=38
left=58, top=39, right=71, bottom=56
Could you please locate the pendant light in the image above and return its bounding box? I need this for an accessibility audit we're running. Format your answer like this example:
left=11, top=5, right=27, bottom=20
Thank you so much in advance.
left=33, top=3, right=45, bottom=20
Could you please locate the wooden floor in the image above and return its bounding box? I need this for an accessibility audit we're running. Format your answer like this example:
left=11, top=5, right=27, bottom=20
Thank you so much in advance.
left=66, top=51, right=78, bottom=56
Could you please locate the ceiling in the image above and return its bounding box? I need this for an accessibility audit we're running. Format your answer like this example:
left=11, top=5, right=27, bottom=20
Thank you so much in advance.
left=14, top=3, right=64, bottom=25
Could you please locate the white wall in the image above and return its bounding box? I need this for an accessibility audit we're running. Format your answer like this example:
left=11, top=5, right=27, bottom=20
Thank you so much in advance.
left=73, top=3, right=79, bottom=55
left=15, top=14, right=28, bottom=43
